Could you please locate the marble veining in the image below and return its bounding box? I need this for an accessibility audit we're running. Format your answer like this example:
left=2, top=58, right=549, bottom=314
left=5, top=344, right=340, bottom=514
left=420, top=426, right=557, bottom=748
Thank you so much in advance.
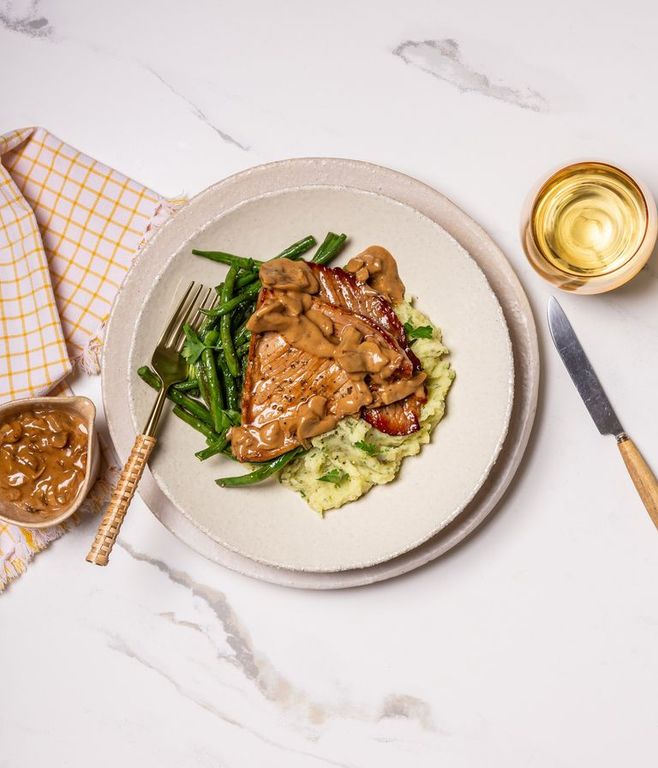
left=393, top=39, right=548, bottom=112
left=118, top=540, right=436, bottom=739
left=4, top=4, right=658, bottom=765
left=106, top=631, right=354, bottom=768
left=146, top=66, right=250, bottom=151
left=0, top=0, right=52, bottom=38
left=379, top=694, right=434, bottom=731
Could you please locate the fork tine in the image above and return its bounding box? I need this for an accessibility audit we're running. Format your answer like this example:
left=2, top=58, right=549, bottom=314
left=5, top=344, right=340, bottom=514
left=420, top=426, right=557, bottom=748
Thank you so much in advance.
left=189, top=286, right=214, bottom=329
left=168, top=283, right=204, bottom=349
left=207, top=289, right=220, bottom=313
left=202, top=287, right=220, bottom=319
left=173, top=285, right=219, bottom=351
left=157, top=281, right=195, bottom=348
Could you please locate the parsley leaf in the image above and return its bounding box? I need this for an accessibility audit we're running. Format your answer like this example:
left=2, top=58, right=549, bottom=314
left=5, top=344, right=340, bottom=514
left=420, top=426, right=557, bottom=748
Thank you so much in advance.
left=355, top=440, right=379, bottom=456
left=404, top=322, right=433, bottom=340
left=181, top=324, right=207, bottom=365
left=318, top=468, right=350, bottom=485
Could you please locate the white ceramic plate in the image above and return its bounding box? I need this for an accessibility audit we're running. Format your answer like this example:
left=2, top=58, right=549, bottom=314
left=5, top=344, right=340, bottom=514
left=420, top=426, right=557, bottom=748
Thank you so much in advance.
left=120, top=174, right=514, bottom=572
left=103, top=159, right=538, bottom=586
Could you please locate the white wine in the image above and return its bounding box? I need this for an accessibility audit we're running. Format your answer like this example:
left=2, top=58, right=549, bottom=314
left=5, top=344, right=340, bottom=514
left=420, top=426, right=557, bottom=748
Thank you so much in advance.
left=531, top=162, right=647, bottom=277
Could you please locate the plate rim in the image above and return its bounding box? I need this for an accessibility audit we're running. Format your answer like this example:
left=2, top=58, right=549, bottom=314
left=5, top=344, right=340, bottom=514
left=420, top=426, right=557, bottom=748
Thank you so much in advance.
left=102, top=157, right=539, bottom=587
left=126, top=182, right=515, bottom=571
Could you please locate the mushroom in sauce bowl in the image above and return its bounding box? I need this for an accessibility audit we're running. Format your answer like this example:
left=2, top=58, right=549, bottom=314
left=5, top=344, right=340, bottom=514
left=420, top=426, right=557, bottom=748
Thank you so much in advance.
left=0, top=396, right=99, bottom=528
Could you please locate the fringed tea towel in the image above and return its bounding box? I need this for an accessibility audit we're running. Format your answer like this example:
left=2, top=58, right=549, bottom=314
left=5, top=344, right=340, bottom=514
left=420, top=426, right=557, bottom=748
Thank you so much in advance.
left=0, top=127, right=178, bottom=590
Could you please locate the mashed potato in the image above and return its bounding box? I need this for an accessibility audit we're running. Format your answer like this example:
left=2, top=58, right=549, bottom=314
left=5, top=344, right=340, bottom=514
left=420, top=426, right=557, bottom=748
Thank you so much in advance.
left=280, top=301, right=455, bottom=514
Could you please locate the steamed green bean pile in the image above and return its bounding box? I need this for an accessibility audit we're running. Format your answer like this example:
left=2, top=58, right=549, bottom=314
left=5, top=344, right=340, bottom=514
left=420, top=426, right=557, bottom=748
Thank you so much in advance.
left=137, top=232, right=348, bottom=486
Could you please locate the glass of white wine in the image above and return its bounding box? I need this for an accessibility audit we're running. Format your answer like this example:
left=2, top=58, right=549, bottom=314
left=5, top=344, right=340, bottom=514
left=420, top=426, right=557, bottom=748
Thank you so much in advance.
left=520, top=161, right=657, bottom=294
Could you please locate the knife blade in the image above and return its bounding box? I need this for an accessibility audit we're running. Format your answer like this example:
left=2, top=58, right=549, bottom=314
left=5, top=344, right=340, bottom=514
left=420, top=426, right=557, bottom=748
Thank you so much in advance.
left=548, top=296, right=658, bottom=531
left=547, top=296, right=625, bottom=438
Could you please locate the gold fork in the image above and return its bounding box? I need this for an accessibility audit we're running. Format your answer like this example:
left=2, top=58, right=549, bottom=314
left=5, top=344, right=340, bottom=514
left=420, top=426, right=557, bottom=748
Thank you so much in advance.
left=86, top=281, right=217, bottom=566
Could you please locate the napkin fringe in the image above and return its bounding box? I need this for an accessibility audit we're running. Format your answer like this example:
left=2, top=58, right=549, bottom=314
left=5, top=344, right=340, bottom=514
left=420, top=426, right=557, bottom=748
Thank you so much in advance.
left=0, top=121, right=184, bottom=592
left=2, top=556, right=27, bottom=584
left=76, top=197, right=187, bottom=375
left=0, top=194, right=181, bottom=590
left=1, top=522, right=71, bottom=592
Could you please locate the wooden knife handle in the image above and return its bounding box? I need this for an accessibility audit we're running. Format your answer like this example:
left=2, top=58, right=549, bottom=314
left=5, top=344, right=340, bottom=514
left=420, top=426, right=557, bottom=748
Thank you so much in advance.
left=86, top=434, right=156, bottom=566
left=617, top=435, right=658, bottom=531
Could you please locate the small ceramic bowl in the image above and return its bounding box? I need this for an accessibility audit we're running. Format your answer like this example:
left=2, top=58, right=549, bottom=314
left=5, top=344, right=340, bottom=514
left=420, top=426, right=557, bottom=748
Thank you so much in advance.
left=0, top=396, right=100, bottom=529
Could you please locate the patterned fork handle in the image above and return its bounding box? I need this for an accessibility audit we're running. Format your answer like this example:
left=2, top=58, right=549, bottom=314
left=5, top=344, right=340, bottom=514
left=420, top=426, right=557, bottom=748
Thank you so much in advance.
left=85, top=434, right=156, bottom=566
left=85, top=281, right=213, bottom=567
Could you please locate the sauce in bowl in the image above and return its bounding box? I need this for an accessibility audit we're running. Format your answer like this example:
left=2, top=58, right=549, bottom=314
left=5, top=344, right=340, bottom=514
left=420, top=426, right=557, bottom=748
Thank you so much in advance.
left=0, top=406, right=88, bottom=516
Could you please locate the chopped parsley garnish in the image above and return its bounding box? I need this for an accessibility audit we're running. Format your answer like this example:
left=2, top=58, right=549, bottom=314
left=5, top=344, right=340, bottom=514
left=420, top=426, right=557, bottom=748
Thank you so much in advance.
left=355, top=440, right=379, bottom=456
left=404, top=322, right=433, bottom=340
left=181, top=324, right=208, bottom=364
left=318, top=468, right=350, bottom=485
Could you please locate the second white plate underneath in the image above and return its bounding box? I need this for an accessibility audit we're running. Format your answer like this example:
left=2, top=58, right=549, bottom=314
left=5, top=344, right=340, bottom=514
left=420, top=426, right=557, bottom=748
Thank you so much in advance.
left=124, top=181, right=513, bottom=572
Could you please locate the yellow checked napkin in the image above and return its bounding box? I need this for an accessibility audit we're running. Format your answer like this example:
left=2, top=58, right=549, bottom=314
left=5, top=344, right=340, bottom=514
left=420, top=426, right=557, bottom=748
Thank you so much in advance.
left=0, top=127, right=177, bottom=590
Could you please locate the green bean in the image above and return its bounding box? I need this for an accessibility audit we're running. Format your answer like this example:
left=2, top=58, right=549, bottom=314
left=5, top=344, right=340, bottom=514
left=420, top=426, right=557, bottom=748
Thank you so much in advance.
left=204, top=329, right=220, bottom=349
left=170, top=391, right=212, bottom=426
left=215, top=447, right=305, bottom=487
left=225, top=409, right=242, bottom=425
left=231, top=300, right=254, bottom=332
left=173, top=379, right=199, bottom=392
left=205, top=287, right=253, bottom=321
left=196, top=235, right=318, bottom=309
left=203, top=406, right=236, bottom=435
left=219, top=266, right=240, bottom=377
left=204, top=327, right=220, bottom=346
left=193, top=282, right=222, bottom=343
left=215, top=361, right=228, bottom=412
left=195, top=434, right=229, bottom=461
left=202, top=330, right=225, bottom=427
left=312, top=232, right=348, bottom=265
left=217, top=352, right=239, bottom=411
left=222, top=338, right=240, bottom=378
left=196, top=360, right=212, bottom=407
left=311, top=232, right=339, bottom=262
left=192, top=250, right=259, bottom=270
left=236, top=270, right=260, bottom=289
left=194, top=235, right=316, bottom=270
left=198, top=315, right=216, bottom=337
left=232, top=236, right=319, bottom=290
left=137, top=366, right=213, bottom=425
left=172, top=406, right=218, bottom=440
left=199, top=237, right=322, bottom=318
left=236, top=341, right=250, bottom=358
left=275, top=235, right=317, bottom=261
left=234, top=323, right=251, bottom=347
left=204, top=280, right=261, bottom=318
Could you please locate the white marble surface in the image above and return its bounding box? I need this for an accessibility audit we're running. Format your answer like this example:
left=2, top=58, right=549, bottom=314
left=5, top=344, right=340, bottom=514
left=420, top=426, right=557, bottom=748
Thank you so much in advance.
left=2, top=1, right=658, bottom=765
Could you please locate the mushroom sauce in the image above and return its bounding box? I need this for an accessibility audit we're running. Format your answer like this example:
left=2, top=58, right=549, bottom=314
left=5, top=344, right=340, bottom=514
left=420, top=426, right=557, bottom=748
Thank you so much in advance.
left=0, top=407, right=88, bottom=515
left=231, top=251, right=426, bottom=459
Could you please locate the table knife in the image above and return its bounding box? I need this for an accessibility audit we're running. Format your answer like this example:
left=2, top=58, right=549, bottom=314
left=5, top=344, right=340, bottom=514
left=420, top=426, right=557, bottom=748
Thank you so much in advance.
left=548, top=296, right=658, bottom=530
